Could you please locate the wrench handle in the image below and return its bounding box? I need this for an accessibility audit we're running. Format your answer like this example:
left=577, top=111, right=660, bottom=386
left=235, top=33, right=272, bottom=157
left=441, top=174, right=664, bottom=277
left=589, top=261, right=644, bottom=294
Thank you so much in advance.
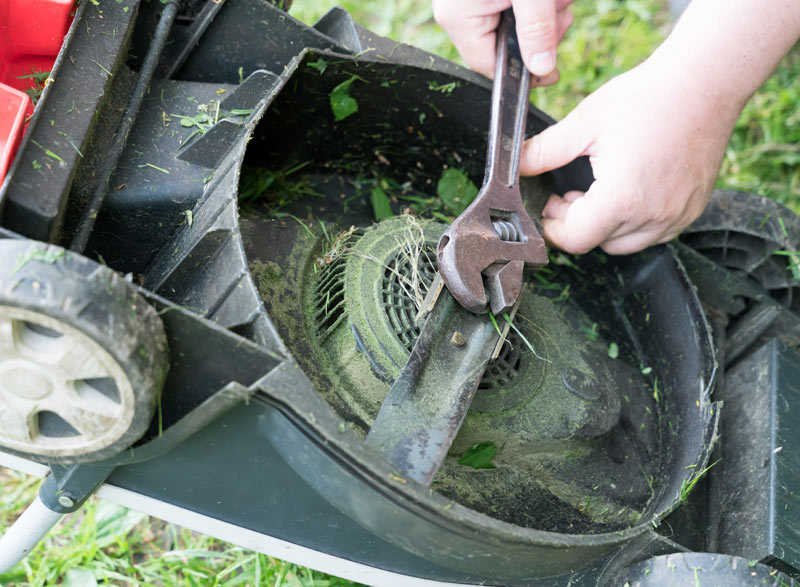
left=485, top=9, right=531, bottom=191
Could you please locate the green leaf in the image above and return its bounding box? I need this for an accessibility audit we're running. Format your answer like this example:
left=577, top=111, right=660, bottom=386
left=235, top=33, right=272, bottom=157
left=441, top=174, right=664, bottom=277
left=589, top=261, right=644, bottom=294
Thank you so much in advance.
left=308, top=58, right=328, bottom=74
left=436, top=168, right=478, bottom=215
left=428, top=80, right=458, bottom=94
left=370, top=186, right=393, bottom=220
left=330, top=77, right=359, bottom=121
left=608, top=342, right=619, bottom=359
left=458, top=441, right=496, bottom=470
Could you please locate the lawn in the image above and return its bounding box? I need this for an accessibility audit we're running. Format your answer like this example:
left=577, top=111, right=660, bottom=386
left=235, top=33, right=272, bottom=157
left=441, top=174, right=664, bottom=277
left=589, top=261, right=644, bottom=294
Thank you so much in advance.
left=1, top=0, right=798, bottom=585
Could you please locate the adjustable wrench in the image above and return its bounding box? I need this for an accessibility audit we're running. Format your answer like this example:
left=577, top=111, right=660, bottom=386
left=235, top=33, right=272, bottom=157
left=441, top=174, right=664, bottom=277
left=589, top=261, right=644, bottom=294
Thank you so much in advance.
left=437, top=8, right=548, bottom=315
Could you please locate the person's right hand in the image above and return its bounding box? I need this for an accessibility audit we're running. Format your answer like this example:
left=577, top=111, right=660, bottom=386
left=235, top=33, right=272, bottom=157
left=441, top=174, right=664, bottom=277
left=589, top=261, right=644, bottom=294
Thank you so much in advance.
left=519, top=57, right=740, bottom=255
left=433, top=0, right=573, bottom=80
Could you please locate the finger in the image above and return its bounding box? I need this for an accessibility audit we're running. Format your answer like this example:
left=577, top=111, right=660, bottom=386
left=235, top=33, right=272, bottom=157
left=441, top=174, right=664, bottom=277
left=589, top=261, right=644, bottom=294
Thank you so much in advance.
left=446, top=15, right=502, bottom=77
left=528, top=11, right=570, bottom=86
left=529, top=9, right=572, bottom=87
left=541, top=185, right=624, bottom=254
left=434, top=0, right=511, bottom=77
left=542, top=194, right=569, bottom=219
left=520, top=112, right=592, bottom=176
left=556, top=7, right=574, bottom=43
left=511, top=0, right=559, bottom=76
left=542, top=191, right=583, bottom=219
left=556, top=0, right=573, bottom=10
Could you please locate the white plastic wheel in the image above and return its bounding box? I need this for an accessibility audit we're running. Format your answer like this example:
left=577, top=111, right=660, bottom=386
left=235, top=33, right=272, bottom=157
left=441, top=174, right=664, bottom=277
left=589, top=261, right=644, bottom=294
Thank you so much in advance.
left=0, top=306, right=135, bottom=459
left=0, top=240, right=169, bottom=463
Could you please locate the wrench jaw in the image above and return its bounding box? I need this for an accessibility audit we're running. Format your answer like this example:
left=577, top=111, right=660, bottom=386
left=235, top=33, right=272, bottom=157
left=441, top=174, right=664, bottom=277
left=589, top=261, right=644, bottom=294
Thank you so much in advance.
left=436, top=206, right=548, bottom=315
left=437, top=230, right=490, bottom=314
left=484, top=261, right=524, bottom=315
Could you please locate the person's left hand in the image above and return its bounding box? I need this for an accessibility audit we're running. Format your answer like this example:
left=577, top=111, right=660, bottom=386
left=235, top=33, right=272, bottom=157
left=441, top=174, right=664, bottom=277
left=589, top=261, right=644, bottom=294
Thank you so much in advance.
left=433, top=0, right=574, bottom=80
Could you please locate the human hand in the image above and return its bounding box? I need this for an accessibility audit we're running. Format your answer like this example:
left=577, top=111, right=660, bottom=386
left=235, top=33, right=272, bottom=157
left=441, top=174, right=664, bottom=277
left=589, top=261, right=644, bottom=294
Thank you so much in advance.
left=433, top=0, right=574, bottom=80
left=520, top=58, right=742, bottom=255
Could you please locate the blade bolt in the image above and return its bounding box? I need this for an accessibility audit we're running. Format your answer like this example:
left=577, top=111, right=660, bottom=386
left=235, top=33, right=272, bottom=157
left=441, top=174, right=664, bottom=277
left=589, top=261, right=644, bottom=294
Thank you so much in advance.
left=451, top=331, right=466, bottom=346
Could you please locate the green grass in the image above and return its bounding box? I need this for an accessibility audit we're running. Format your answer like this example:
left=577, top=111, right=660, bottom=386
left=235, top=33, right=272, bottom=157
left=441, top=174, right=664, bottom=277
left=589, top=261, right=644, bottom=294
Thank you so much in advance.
left=722, top=50, right=800, bottom=210
left=2, top=0, right=799, bottom=585
left=0, top=468, right=360, bottom=587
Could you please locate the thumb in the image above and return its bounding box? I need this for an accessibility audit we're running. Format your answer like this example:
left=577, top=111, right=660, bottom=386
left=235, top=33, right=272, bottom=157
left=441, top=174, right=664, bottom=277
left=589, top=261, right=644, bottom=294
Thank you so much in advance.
left=520, top=112, right=592, bottom=176
left=511, top=0, right=558, bottom=76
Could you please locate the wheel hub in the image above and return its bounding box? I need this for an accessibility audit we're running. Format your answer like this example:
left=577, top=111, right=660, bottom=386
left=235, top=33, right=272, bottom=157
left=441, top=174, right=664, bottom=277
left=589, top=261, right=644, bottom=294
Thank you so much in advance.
left=0, top=306, right=135, bottom=458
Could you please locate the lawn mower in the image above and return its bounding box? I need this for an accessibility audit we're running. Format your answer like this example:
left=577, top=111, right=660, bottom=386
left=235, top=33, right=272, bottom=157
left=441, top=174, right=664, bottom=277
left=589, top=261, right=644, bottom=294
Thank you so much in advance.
left=0, top=1, right=799, bottom=585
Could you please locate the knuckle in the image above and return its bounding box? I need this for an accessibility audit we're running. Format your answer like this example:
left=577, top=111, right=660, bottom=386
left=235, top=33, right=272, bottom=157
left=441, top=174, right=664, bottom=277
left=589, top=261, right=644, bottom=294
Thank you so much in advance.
left=654, top=195, right=700, bottom=228
left=614, top=195, right=638, bottom=224
left=650, top=207, right=675, bottom=227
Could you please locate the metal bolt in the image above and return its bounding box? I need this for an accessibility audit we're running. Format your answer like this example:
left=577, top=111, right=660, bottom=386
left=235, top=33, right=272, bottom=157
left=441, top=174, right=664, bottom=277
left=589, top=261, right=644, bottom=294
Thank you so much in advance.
left=450, top=331, right=466, bottom=346
left=57, top=494, right=75, bottom=508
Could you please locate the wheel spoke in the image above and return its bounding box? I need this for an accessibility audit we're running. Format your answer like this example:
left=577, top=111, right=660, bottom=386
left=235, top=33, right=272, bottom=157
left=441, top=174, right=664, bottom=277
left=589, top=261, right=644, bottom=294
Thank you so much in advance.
left=65, top=380, right=124, bottom=419
left=47, top=403, right=116, bottom=439
left=13, top=319, right=67, bottom=355
left=55, top=338, right=111, bottom=380
left=0, top=315, right=15, bottom=353
left=0, top=404, right=37, bottom=444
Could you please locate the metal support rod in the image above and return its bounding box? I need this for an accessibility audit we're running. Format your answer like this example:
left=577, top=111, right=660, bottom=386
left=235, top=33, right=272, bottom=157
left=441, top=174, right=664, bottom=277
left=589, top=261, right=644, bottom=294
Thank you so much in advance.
left=0, top=496, right=63, bottom=574
left=162, top=0, right=226, bottom=79
left=70, top=0, right=181, bottom=253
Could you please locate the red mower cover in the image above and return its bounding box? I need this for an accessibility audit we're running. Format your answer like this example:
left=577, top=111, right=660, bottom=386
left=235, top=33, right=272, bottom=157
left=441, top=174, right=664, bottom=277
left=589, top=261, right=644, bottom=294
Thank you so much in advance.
left=0, top=0, right=75, bottom=182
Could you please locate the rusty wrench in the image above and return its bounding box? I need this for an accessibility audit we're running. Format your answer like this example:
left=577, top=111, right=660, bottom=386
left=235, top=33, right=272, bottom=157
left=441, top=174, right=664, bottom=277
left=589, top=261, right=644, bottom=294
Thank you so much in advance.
left=437, top=9, right=548, bottom=315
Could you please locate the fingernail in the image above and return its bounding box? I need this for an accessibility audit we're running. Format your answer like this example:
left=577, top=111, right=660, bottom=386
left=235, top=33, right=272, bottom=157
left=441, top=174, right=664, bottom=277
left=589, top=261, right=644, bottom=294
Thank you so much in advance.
left=529, top=50, right=556, bottom=76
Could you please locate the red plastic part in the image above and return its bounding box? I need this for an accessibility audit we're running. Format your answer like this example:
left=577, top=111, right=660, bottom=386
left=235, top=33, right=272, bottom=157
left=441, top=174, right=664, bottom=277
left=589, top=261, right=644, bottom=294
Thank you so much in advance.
left=0, top=0, right=75, bottom=90
left=0, top=0, right=74, bottom=182
left=0, top=83, right=30, bottom=182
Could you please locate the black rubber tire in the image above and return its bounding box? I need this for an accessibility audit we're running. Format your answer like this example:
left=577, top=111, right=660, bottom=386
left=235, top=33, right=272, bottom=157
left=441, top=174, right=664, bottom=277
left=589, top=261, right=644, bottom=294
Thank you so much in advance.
left=681, top=189, right=800, bottom=313
left=618, top=553, right=795, bottom=587
left=0, top=240, right=169, bottom=463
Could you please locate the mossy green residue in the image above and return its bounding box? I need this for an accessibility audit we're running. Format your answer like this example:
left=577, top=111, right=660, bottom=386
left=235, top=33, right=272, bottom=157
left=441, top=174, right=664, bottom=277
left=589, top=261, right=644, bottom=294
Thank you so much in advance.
left=253, top=260, right=282, bottom=287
